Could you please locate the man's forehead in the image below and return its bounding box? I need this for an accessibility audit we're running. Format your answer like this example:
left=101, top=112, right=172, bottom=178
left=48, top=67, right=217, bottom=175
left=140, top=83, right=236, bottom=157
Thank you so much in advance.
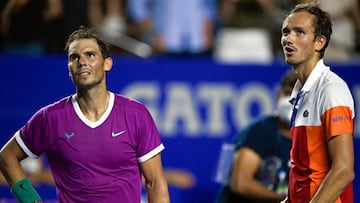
left=68, top=39, right=99, bottom=53
left=283, top=12, right=314, bottom=28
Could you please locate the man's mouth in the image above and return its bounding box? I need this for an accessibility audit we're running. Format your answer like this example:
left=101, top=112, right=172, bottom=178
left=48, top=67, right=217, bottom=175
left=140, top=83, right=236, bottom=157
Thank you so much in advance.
left=78, top=71, right=90, bottom=76
left=77, top=68, right=91, bottom=76
left=284, top=46, right=295, bottom=56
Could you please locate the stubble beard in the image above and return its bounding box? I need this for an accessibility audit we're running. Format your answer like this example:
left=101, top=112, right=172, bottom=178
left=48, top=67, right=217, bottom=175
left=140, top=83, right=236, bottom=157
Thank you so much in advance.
left=75, top=74, right=105, bottom=91
left=285, top=56, right=301, bottom=66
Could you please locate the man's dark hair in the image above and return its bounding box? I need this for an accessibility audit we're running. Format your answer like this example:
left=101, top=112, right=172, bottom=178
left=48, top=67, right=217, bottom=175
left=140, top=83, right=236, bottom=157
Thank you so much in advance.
left=289, top=2, right=332, bottom=58
left=65, top=26, right=110, bottom=59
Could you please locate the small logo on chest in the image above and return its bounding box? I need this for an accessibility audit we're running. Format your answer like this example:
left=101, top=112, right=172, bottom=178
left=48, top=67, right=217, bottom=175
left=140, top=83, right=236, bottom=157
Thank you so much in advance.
left=303, top=110, right=309, bottom=117
left=64, top=132, right=75, bottom=139
left=112, top=130, right=126, bottom=137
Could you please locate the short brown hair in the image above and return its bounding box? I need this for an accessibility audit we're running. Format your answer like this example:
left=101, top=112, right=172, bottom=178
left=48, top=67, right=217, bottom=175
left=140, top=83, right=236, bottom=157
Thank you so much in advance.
left=288, top=2, right=332, bottom=58
left=64, top=26, right=110, bottom=59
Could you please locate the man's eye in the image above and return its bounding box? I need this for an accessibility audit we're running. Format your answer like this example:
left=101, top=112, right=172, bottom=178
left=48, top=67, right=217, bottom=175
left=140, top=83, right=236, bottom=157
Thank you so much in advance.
left=70, top=55, right=79, bottom=61
left=281, top=29, right=289, bottom=36
left=297, top=30, right=305, bottom=35
left=87, top=53, right=95, bottom=57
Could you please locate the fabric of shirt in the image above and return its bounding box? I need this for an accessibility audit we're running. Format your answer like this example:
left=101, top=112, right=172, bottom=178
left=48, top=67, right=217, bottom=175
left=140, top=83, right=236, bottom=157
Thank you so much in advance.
left=288, top=60, right=355, bottom=203
left=216, top=115, right=291, bottom=203
left=14, top=92, right=164, bottom=203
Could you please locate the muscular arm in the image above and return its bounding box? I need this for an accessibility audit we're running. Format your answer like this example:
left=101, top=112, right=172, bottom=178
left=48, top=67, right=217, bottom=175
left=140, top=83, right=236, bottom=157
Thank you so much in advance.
left=140, top=153, right=170, bottom=203
left=310, top=133, right=355, bottom=203
left=0, top=137, right=28, bottom=186
left=230, top=147, right=285, bottom=202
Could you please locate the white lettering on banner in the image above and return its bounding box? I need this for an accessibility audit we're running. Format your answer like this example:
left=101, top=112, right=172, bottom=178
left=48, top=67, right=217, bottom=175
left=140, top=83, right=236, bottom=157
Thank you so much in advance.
left=198, top=83, right=235, bottom=137
left=121, top=81, right=162, bottom=125
left=162, top=83, right=201, bottom=136
left=231, top=83, right=273, bottom=130
left=122, top=82, right=360, bottom=137
left=122, top=81, right=275, bottom=138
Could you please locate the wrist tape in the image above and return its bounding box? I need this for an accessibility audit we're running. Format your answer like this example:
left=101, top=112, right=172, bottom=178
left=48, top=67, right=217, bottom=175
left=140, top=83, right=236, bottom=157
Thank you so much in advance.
left=11, top=178, right=42, bottom=203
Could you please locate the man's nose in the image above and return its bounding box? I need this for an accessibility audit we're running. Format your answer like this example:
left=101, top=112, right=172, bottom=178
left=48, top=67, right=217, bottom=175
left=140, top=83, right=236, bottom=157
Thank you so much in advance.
left=78, top=55, right=87, bottom=66
left=285, top=32, right=295, bottom=43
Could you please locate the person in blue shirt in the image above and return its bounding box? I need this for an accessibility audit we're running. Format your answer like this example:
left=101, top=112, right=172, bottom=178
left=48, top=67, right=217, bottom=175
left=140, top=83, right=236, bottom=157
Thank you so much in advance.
left=216, top=70, right=297, bottom=203
left=127, top=0, right=216, bottom=55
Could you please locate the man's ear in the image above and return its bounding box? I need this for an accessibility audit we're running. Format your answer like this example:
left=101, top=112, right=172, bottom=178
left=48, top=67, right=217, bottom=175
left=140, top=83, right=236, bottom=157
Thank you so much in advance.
left=315, top=35, right=327, bottom=52
left=104, top=57, right=113, bottom=71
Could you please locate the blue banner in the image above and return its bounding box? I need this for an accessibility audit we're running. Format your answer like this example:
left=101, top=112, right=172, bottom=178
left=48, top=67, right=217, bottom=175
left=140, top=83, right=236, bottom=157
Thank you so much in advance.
left=0, top=55, right=359, bottom=203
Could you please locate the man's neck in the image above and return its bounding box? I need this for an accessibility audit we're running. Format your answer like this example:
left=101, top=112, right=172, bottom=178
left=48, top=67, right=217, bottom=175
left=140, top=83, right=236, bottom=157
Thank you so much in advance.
left=76, top=89, right=110, bottom=122
left=292, top=58, right=320, bottom=84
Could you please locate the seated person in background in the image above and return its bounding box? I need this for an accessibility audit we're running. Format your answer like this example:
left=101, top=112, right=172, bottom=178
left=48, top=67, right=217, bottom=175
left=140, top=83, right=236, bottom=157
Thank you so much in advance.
left=216, top=70, right=297, bottom=203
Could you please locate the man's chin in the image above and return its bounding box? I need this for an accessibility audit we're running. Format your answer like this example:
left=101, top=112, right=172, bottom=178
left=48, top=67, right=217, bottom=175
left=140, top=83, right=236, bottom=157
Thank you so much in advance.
left=285, top=57, right=298, bottom=65
left=76, top=82, right=94, bottom=90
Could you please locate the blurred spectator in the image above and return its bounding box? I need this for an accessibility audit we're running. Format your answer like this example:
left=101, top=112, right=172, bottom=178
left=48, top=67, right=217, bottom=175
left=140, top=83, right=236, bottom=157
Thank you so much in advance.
left=297, top=0, right=360, bottom=62
left=87, top=0, right=145, bottom=56
left=127, top=0, right=217, bottom=56
left=214, top=0, right=277, bottom=63
left=0, top=0, right=62, bottom=56
left=218, top=0, right=275, bottom=29
left=0, top=0, right=90, bottom=55
left=45, top=0, right=90, bottom=53
left=88, top=0, right=127, bottom=39
left=215, top=70, right=297, bottom=203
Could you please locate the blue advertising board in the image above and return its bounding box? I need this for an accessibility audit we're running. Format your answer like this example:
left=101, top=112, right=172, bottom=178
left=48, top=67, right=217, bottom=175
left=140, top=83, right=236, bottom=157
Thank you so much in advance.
left=0, top=55, right=359, bottom=202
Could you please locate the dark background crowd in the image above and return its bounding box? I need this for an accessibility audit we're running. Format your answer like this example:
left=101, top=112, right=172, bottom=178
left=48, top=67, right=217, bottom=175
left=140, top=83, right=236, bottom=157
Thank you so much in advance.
left=0, top=1, right=360, bottom=202
left=0, top=0, right=359, bottom=62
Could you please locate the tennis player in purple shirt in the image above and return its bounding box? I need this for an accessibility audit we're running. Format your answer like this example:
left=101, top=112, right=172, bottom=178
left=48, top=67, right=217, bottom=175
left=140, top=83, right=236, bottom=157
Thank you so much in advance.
left=0, top=26, right=170, bottom=203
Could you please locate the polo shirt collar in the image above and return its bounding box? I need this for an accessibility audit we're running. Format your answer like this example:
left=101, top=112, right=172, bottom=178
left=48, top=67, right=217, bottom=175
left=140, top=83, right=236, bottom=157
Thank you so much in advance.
left=301, top=59, right=329, bottom=93
left=290, top=59, right=329, bottom=100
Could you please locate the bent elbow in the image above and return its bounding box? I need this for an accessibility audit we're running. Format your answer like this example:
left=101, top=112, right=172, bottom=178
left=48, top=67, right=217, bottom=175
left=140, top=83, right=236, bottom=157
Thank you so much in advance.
left=339, top=166, right=355, bottom=185
left=344, top=169, right=355, bottom=183
left=229, top=179, right=249, bottom=195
